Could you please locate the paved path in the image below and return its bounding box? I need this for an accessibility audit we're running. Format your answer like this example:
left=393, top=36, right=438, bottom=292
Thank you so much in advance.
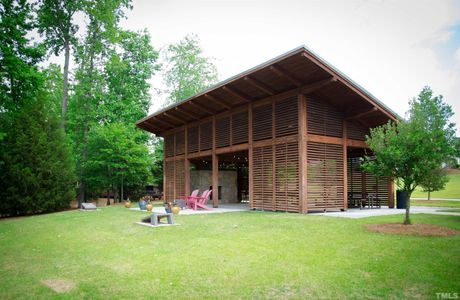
left=317, top=206, right=460, bottom=219
left=130, top=204, right=249, bottom=215
left=412, top=198, right=460, bottom=201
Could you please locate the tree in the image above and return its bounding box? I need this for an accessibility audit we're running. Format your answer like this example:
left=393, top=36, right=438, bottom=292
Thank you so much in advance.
left=85, top=123, right=152, bottom=202
left=37, top=0, right=82, bottom=128
left=68, top=0, right=131, bottom=205
left=150, top=137, right=164, bottom=188
left=0, top=0, right=45, bottom=112
left=163, top=34, right=218, bottom=104
left=419, top=168, right=448, bottom=200
left=363, top=87, right=457, bottom=224
left=0, top=95, right=76, bottom=216
left=101, top=29, right=159, bottom=125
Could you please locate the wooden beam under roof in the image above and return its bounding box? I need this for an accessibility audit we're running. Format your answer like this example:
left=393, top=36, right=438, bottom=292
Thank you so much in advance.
left=189, top=100, right=215, bottom=115
left=205, top=93, right=232, bottom=110
left=140, top=121, right=161, bottom=133
left=163, top=112, right=186, bottom=125
left=301, top=76, right=337, bottom=94
left=175, top=106, right=199, bottom=121
left=244, top=76, right=275, bottom=95
left=153, top=116, right=172, bottom=128
left=222, top=86, right=251, bottom=102
left=269, top=65, right=303, bottom=87
left=345, top=107, right=378, bottom=120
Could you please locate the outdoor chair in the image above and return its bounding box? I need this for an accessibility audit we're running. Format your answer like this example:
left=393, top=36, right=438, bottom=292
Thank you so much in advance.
left=179, top=189, right=199, bottom=209
left=188, top=189, right=212, bottom=210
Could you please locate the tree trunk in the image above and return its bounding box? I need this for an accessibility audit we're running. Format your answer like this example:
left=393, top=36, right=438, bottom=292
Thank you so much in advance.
left=78, top=182, right=85, bottom=208
left=107, top=189, right=110, bottom=206
left=428, top=190, right=431, bottom=201
left=62, top=39, right=70, bottom=129
left=404, top=193, right=412, bottom=225
left=121, top=174, right=124, bottom=202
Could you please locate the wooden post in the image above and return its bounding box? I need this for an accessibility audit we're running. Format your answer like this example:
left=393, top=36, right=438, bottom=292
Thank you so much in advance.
left=163, top=159, right=166, bottom=202
left=342, top=120, right=348, bottom=211
left=248, top=103, right=254, bottom=209
left=184, top=127, right=190, bottom=196
left=272, top=100, right=276, bottom=211
left=388, top=177, right=395, bottom=208
left=212, top=116, right=218, bottom=208
left=173, top=134, right=176, bottom=201
left=298, top=94, right=308, bottom=213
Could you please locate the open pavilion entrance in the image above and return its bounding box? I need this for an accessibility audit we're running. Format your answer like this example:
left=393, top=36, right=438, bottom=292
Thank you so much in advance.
left=189, top=150, right=249, bottom=207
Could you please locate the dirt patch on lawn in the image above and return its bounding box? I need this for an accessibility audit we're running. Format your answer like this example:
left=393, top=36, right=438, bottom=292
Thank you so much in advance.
left=365, top=223, right=459, bottom=237
left=41, top=279, right=76, bottom=293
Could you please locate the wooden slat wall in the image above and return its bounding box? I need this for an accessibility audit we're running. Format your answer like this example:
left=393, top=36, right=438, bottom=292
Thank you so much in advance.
left=232, top=110, right=248, bottom=144
left=175, top=159, right=185, bottom=199
left=199, top=121, right=212, bottom=151
left=187, top=126, right=199, bottom=153
left=164, top=134, right=174, bottom=157
left=175, top=131, right=185, bottom=155
left=275, top=142, right=299, bottom=212
left=164, top=161, right=175, bottom=201
left=307, top=142, right=344, bottom=210
left=347, top=121, right=369, bottom=141
left=275, top=96, right=298, bottom=137
left=307, top=98, right=343, bottom=137
left=215, top=116, right=230, bottom=148
left=252, top=145, right=273, bottom=210
left=253, top=104, right=273, bottom=141
left=347, top=157, right=390, bottom=206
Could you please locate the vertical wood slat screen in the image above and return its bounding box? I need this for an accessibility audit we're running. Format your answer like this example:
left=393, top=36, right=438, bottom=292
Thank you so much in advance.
left=164, top=134, right=174, bottom=157
left=175, top=159, right=185, bottom=198
left=275, top=97, right=298, bottom=137
left=187, top=126, right=199, bottom=153
left=215, top=116, right=230, bottom=148
left=231, top=110, right=248, bottom=144
left=252, top=145, right=273, bottom=210
left=164, top=161, right=175, bottom=201
left=347, top=157, right=390, bottom=206
left=307, top=142, right=344, bottom=210
left=175, top=131, right=185, bottom=155
left=307, top=98, right=343, bottom=137
left=275, top=142, right=299, bottom=212
left=347, top=121, right=369, bottom=141
left=199, top=121, right=212, bottom=151
left=253, top=104, right=273, bottom=141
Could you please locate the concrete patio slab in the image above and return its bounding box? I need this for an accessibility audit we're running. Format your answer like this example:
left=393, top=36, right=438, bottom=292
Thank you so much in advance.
left=130, top=203, right=249, bottom=215
left=316, top=206, right=460, bottom=219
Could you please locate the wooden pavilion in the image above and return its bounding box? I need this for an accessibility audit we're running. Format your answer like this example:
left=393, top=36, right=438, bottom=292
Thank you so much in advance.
left=136, top=46, right=396, bottom=213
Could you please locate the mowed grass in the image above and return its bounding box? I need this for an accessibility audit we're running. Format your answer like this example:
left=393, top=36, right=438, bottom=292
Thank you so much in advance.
left=411, top=169, right=460, bottom=199
left=411, top=200, right=460, bottom=208
left=0, top=206, right=459, bottom=299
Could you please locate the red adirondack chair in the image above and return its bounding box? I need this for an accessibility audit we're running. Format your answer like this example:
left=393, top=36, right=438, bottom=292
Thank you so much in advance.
left=183, top=189, right=200, bottom=209
left=188, top=189, right=212, bottom=210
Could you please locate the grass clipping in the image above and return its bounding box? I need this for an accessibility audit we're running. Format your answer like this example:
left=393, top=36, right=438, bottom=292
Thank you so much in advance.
left=365, top=223, right=459, bottom=237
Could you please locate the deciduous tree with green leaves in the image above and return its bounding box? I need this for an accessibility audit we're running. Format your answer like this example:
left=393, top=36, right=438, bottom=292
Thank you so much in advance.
left=363, top=87, right=457, bottom=224
left=85, top=123, right=152, bottom=202
left=419, top=168, right=448, bottom=200
left=163, top=34, right=218, bottom=104
left=37, top=0, right=82, bottom=128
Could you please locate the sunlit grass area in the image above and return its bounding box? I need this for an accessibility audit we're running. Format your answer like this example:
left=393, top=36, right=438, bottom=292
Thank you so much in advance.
left=0, top=206, right=459, bottom=299
left=411, top=169, right=460, bottom=199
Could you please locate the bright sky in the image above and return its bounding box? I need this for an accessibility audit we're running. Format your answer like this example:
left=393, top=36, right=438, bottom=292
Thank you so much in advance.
left=117, top=0, right=460, bottom=131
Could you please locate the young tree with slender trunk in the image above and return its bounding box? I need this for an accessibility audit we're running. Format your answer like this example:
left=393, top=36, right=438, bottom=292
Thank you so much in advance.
left=363, top=87, right=456, bottom=225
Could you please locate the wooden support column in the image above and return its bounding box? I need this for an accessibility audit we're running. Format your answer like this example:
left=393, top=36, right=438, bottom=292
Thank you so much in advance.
left=342, top=120, right=348, bottom=211
left=184, top=127, right=190, bottom=197
left=212, top=116, right=218, bottom=208
left=173, top=134, right=176, bottom=200
left=388, top=177, right=395, bottom=208
left=272, top=99, right=276, bottom=211
left=298, top=94, right=308, bottom=213
left=163, top=158, right=166, bottom=202
left=248, top=103, right=254, bottom=209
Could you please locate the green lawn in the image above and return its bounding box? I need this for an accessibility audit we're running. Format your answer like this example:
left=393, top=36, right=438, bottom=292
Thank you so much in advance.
left=411, top=169, right=460, bottom=199
left=0, top=206, right=459, bottom=299
left=411, top=200, right=460, bottom=208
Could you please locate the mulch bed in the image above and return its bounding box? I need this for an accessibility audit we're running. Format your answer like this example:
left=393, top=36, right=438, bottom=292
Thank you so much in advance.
left=365, top=223, right=459, bottom=237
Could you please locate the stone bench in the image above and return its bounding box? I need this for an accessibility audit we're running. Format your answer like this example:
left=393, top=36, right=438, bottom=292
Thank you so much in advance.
left=141, top=213, right=174, bottom=226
